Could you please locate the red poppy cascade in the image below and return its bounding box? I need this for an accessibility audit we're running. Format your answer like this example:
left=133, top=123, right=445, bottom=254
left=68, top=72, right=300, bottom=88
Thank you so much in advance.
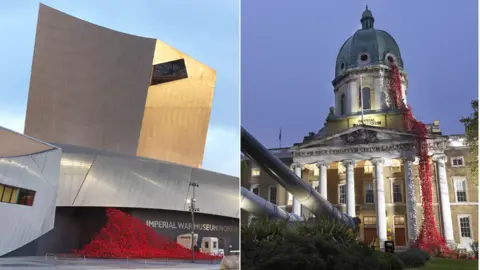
left=74, top=208, right=221, bottom=260
left=388, top=59, right=451, bottom=256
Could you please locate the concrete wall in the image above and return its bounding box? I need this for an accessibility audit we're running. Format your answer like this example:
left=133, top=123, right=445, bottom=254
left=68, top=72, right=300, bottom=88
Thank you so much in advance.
left=24, top=4, right=156, bottom=156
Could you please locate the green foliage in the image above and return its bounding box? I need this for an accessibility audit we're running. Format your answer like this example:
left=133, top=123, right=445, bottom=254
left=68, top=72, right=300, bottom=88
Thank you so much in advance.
left=460, top=100, right=478, bottom=185
left=407, top=247, right=431, bottom=261
left=470, top=241, right=478, bottom=259
left=397, top=249, right=427, bottom=268
left=241, top=217, right=405, bottom=270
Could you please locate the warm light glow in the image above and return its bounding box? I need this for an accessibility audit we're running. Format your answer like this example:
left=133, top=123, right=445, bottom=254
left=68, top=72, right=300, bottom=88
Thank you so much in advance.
left=363, top=160, right=374, bottom=173
left=391, top=159, right=402, bottom=173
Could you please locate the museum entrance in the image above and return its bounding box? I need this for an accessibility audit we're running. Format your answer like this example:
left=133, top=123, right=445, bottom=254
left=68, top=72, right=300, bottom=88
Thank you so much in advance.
left=364, top=227, right=377, bottom=246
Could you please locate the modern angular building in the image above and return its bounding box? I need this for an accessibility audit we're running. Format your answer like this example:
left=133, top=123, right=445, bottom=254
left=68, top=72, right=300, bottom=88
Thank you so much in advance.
left=25, top=4, right=216, bottom=168
left=242, top=7, right=477, bottom=251
left=0, top=4, right=238, bottom=257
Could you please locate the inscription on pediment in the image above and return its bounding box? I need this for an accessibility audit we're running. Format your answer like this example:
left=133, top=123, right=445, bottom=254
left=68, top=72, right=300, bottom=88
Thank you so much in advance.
left=293, top=141, right=445, bottom=158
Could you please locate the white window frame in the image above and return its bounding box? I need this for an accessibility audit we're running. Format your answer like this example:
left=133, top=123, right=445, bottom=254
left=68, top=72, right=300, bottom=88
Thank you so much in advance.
left=391, top=181, right=403, bottom=203
left=457, top=214, right=473, bottom=240
left=251, top=168, right=261, bottom=177
left=338, top=184, right=346, bottom=204
left=453, top=176, right=468, bottom=203
left=451, top=156, right=465, bottom=168
left=268, top=185, right=278, bottom=205
left=250, top=184, right=259, bottom=196
left=364, top=182, right=374, bottom=204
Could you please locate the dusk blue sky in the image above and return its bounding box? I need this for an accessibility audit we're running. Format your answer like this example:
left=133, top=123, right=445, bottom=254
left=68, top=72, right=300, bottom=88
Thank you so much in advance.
left=242, top=0, right=478, bottom=148
left=0, top=0, right=240, bottom=176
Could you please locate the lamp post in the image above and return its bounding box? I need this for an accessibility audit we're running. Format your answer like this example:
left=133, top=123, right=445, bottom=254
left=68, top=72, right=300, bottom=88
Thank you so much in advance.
left=188, top=182, right=200, bottom=263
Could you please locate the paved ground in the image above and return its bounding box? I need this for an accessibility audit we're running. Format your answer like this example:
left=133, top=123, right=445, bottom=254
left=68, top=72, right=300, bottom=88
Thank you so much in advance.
left=0, top=256, right=223, bottom=270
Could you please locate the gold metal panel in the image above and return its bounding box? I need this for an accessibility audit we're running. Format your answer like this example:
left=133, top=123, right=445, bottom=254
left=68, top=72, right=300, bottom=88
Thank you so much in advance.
left=24, top=4, right=156, bottom=156
left=136, top=40, right=216, bottom=168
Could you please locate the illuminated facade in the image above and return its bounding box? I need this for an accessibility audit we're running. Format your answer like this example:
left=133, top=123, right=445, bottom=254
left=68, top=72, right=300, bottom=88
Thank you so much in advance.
left=242, top=7, right=477, bottom=251
left=24, top=4, right=215, bottom=168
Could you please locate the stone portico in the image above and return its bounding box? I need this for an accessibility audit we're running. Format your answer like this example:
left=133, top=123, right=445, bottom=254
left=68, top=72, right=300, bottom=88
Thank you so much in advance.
left=288, top=126, right=453, bottom=250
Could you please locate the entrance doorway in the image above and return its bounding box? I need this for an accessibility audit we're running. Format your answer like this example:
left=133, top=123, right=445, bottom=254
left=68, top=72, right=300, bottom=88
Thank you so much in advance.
left=395, top=228, right=406, bottom=246
left=394, top=215, right=407, bottom=247
left=364, top=227, right=377, bottom=246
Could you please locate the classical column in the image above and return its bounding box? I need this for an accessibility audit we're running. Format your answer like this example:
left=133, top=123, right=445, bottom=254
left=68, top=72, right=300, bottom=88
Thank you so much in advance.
left=372, top=158, right=387, bottom=251
left=403, top=156, right=418, bottom=246
left=315, top=161, right=328, bottom=200
left=433, top=154, right=455, bottom=246
left=290, top=163, right=302, bottom=217
left=342, top=159, right=356, bottom=217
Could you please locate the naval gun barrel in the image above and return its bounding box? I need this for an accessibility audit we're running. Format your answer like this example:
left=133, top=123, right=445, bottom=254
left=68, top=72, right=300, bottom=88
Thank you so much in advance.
left=241, top=126, right=356, bottom=229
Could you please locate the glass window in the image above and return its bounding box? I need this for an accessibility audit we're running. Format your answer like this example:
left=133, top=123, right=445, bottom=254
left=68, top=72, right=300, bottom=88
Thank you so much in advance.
left=394, top=216, right=405, bottom=225
left=17, top=189, right=35, bottom=206
left=10, top=188, right=19, bottom=204
left=364, top=216, right=376, bottom=225
left=459, top=216, right=472, bottom=238
left=251, top=168, right=261, bottom=176
left=287, top=193, right=293, bottom=205
left=205, top=242, right=209, bottom=248
left=252, top=187, right=259, bottom=196
left=150, top=59, right=188, bottom=85
left=213, top=242, right=217, bottom=248
left=359, top=87, right=371, bottom=110
left=365, top=183, right=374, bottom=203
left=269, top=186, right=277, bottom=204
left=393, top=183, right=402, bottom=203
left=0, top=185, right=4, bottom=200
left=339, top=184, right=346, bottom=204
left=452, top=157, right=464, bottom=167
left=1, top=187, right=12, bottom=203
left=455, top=179, right=467, bottom=202
left=340, top=94, right=346, bottom=115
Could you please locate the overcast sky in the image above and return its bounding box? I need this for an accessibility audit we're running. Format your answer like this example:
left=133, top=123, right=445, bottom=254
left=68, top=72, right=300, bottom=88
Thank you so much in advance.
left=0, top=0, right=240, bottom=177
left=242, top=0, right=478, bottom=148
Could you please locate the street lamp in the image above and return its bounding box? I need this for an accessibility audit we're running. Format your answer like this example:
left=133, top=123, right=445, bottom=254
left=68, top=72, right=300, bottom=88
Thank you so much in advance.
left=188, top=182, right=200, bottom=262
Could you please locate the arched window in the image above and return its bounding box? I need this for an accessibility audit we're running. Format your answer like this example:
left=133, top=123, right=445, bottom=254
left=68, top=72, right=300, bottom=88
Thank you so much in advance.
left=358, top=87, right=371, bottom=110
left=340, top=94, right=346, bottom=115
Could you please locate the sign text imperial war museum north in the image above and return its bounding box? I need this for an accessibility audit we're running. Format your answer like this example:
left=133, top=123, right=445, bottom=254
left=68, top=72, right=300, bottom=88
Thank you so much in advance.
left=146, top=220, right=238, bottom=233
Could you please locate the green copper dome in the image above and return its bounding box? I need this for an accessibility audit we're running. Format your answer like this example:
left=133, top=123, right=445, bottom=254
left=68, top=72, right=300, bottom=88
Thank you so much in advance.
left=335, top=6, right=404, bottom=78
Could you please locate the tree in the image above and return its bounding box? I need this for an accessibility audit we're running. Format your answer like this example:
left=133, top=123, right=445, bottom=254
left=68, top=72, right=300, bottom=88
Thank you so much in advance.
left=460, top=100, right=478, bottom=185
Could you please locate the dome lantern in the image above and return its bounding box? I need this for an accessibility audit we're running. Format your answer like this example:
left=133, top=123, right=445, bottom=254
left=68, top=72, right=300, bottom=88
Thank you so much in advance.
left=361, top=5, right=374, bottom=29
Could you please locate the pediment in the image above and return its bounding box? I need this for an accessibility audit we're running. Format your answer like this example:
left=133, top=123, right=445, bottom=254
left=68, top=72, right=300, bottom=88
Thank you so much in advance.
left=295, top=125, right=422, bottom=150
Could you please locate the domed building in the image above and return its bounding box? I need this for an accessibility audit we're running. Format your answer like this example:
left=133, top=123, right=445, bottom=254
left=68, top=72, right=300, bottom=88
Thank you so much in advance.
left=242, top=7, right=477, bottom=252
